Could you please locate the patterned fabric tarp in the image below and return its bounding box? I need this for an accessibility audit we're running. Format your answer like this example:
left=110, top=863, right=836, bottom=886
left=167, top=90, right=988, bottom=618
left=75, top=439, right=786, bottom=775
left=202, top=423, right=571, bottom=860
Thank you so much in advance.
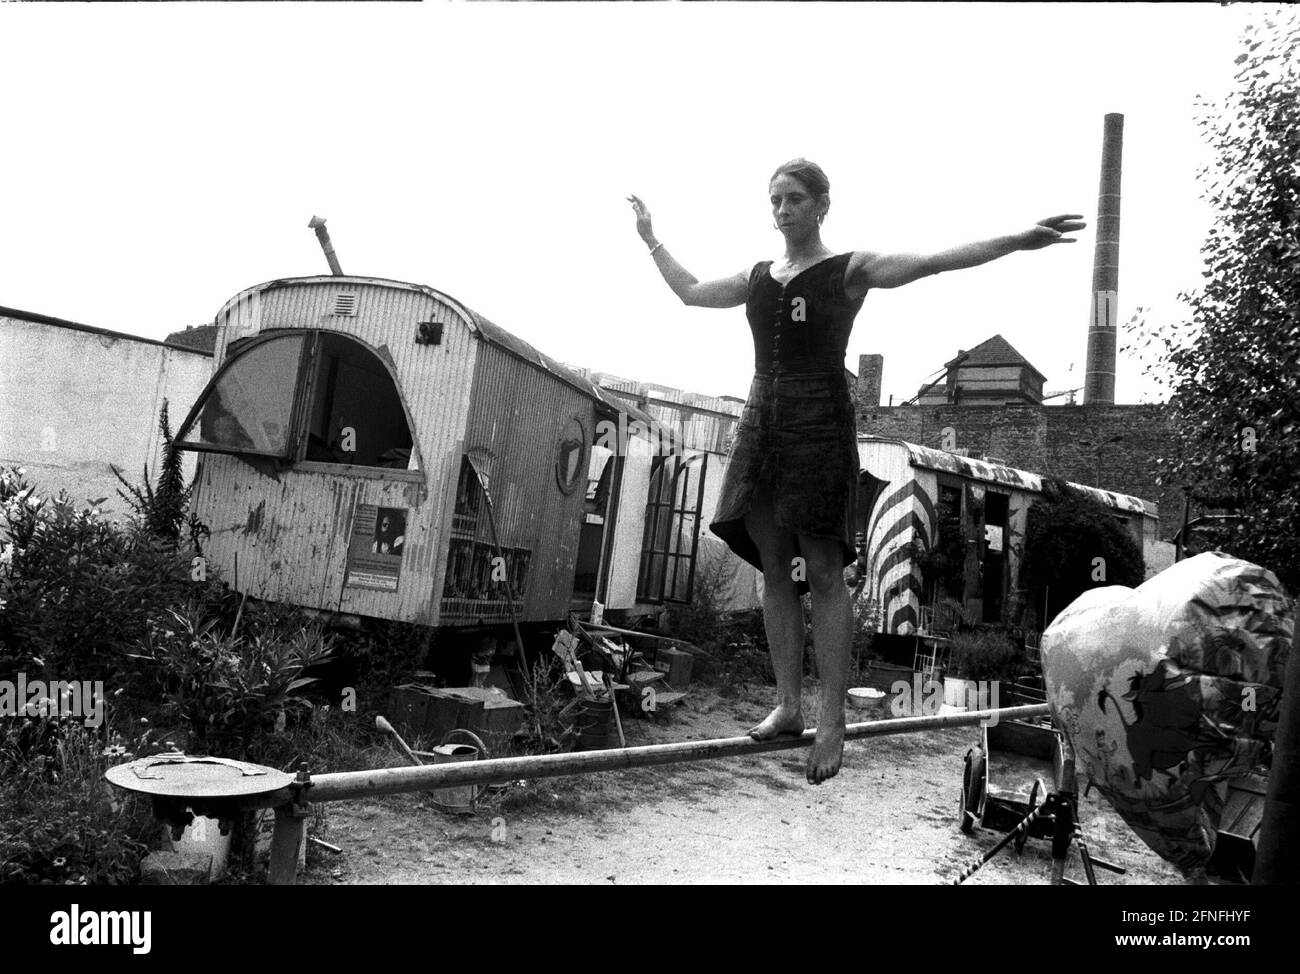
left=1041, top=551, right=1293, bottom=876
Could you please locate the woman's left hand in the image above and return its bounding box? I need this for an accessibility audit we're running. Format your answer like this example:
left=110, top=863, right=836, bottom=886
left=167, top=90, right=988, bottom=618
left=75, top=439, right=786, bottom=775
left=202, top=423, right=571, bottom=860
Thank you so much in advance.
left=1021, top=214, right=1087, bottom=250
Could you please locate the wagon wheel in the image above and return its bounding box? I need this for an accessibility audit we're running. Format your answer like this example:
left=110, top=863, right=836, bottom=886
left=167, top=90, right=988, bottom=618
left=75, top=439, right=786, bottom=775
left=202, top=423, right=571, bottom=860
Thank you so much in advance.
left=1014, top=777, right=1045, bottom=854
left=959, top=746, right=985, bottom=834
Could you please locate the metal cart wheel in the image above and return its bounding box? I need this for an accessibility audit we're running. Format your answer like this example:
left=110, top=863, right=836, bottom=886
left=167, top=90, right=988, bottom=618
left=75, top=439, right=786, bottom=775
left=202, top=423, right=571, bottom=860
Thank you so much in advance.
left=1015, top=777, right=1045, bottom=853
left=959, top=746, right=985, bottom=834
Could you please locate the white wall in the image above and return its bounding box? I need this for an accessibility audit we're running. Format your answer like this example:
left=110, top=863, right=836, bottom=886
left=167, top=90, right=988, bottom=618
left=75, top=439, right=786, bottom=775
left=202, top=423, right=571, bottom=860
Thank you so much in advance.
left=0, top=314, right=213, bottom=514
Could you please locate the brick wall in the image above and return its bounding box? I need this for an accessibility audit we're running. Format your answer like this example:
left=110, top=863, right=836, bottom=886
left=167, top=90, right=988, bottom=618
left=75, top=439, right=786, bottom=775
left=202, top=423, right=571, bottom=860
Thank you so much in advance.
left=852, top=396, right=1181, bottom=540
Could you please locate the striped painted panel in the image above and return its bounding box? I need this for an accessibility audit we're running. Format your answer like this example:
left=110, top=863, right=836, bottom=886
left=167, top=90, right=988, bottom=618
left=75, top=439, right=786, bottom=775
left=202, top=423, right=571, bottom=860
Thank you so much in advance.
left=857, top=440, right=938, bottom=635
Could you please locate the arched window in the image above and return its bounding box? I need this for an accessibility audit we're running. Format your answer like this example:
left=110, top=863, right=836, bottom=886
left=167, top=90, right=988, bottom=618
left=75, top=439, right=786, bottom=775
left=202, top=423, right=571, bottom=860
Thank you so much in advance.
left=303, top=333, right=413, bottom=468
left=176, top=330, right=415, bottom=470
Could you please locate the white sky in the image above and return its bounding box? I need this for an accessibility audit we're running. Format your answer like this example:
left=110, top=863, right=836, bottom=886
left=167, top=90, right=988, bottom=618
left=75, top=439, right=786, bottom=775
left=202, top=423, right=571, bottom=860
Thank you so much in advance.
left=0, top=2, right=1262, bottom=406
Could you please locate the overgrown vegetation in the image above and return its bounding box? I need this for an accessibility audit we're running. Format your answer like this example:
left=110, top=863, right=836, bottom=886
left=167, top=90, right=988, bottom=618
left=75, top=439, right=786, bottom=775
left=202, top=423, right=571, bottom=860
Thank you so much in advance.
left=0, top=407, right=355, bottom=883
left=0, top=717, right=158, bottom=884
left=946, top=628, right=1023, bottom=683
left=0, top=468, right=227, bottom=683
left=128, top=604, right=336, bottom=760
left=909, top=531, right=965, bottom=607
left=1019, top=476, right=1145, bottom=626
left=111, top=400, right=203, bottom=546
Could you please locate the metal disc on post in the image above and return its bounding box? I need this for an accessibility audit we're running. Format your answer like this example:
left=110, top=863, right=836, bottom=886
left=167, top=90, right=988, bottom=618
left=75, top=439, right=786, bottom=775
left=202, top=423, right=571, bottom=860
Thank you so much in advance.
left=105, top=752, right=296, bottom=800
left=104, top=752, right=298, bottom=840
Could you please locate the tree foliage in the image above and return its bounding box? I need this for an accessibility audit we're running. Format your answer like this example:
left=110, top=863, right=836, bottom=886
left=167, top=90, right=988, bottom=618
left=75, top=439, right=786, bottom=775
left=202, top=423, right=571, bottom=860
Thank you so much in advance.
left=1128, top=10, right=1300, bottom=593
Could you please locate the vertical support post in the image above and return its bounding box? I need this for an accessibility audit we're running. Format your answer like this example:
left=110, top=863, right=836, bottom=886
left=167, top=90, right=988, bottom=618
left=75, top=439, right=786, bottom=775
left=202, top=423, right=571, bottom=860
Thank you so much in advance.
left=267, top=805, right=305, bottom=886
left=267, top=762, right=311, bottom=886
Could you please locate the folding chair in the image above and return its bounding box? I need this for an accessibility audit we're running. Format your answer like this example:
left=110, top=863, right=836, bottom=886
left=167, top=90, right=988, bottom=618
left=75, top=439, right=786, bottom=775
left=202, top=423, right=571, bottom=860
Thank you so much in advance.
left=912, top=604, right=952, bottom=685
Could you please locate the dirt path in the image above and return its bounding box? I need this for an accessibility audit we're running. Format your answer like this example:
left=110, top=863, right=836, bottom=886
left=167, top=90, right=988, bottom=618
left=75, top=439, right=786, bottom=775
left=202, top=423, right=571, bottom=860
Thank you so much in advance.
left=303, top=685, right=1185, bottom=885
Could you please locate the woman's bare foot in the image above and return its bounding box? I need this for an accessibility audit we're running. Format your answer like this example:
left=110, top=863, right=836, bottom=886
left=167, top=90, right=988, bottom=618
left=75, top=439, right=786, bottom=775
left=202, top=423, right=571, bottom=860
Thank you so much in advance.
left=806, top=719, right=845, bottom=784
left=748, top=703, right=805, bottom=740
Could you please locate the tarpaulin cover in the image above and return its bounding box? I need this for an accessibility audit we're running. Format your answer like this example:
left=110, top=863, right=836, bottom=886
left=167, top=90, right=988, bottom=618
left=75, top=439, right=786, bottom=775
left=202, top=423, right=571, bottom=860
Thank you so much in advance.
left=1041, top=551, right=1293, bottom=876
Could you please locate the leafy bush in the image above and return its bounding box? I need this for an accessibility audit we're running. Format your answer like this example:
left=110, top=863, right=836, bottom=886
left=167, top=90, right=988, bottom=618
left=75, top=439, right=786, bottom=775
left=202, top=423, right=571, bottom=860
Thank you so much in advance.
left=0, top=467, right=226, bottom=684
left=947, top=628, right=1023, bottom=683
left=0, top=458, right=356, bottom=884
left=130, top=604, right=336, bottom=761
left=908, top=524, right=966, bottom=605
left=1019, top=476, right=1144, bottom=627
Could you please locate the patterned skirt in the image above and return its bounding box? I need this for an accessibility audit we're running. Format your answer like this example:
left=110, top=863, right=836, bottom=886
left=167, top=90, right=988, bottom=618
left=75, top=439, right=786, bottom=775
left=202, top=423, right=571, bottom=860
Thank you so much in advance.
left=709, top=370, right=859, bottom=596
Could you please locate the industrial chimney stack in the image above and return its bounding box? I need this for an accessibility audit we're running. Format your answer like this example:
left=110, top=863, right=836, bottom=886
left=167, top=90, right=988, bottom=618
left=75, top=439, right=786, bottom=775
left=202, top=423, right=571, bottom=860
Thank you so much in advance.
left=1084, top=113, right=1123, bottom=405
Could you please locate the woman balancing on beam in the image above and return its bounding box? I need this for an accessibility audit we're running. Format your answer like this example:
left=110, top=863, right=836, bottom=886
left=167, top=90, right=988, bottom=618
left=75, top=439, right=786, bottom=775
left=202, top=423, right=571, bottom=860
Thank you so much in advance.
left=628, top=158, right=1083, bottom=784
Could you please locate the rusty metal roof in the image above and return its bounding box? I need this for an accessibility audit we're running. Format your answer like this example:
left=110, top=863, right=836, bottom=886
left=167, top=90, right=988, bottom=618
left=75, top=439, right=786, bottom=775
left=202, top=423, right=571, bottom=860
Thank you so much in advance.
left=859, top=434, right=1157, bottom=518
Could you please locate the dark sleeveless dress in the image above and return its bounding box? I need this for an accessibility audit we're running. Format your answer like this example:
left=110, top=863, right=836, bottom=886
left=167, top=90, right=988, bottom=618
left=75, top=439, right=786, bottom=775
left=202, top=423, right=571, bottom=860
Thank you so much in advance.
left=709, top=252, right=865, bottom=597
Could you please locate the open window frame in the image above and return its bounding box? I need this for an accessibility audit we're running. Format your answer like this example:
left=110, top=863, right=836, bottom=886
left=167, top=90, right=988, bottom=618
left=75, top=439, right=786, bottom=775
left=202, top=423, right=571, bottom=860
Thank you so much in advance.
left=636, top=452, right=707, bottom=605
left=174, top=328, right=423, bottom=479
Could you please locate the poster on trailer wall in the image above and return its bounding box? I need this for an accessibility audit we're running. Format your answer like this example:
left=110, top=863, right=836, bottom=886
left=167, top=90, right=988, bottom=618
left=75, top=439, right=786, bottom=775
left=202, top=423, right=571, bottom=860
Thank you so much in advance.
left=345, top=503, right=407, bottom=591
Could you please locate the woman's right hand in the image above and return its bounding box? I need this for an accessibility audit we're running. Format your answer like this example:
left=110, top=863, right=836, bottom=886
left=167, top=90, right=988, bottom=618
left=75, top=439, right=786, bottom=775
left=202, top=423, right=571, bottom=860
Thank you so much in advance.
left=626, top=194, right=655, bottom=245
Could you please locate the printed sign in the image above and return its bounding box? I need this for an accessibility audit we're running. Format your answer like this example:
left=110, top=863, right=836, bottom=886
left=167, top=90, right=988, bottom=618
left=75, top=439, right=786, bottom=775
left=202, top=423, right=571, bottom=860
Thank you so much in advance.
left=345, top=503, right=407, bottom=591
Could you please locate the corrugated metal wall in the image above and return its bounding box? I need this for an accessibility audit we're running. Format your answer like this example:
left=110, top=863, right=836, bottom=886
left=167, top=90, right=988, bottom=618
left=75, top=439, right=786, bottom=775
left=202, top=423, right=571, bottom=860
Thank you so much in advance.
left=445, top=340, right=593, bottom=623
left=192, top=279, right=477, bottom=624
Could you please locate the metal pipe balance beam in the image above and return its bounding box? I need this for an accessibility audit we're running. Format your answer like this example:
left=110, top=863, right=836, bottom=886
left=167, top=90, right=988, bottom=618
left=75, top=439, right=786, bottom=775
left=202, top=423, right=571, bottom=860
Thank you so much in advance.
left=293, top=705, right=1049, bottom=804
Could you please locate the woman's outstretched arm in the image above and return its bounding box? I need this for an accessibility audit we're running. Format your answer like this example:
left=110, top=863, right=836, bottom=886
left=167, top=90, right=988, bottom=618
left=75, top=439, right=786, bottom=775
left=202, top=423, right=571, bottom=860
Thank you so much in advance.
left=628, top=194, right=748, bottom=308
left=845, top=214, right=1086, bottom=294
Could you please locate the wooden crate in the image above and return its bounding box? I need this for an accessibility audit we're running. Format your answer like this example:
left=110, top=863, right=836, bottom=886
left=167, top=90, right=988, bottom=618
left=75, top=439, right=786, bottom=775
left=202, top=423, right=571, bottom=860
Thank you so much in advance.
left=388, top=685, right=524, bottom=748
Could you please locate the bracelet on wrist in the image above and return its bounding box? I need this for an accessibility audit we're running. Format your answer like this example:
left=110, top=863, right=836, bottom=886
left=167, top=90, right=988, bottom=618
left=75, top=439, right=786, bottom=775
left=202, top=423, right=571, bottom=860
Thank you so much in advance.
left=648, top=242, right=665, bottom=256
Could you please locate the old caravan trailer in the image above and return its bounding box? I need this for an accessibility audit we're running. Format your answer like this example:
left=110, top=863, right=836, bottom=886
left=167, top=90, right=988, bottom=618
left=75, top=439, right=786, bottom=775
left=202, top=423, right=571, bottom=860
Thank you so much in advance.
left=856, top=435, right=1160, bottom=635
left=174, top=275, right=722, bottom=634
